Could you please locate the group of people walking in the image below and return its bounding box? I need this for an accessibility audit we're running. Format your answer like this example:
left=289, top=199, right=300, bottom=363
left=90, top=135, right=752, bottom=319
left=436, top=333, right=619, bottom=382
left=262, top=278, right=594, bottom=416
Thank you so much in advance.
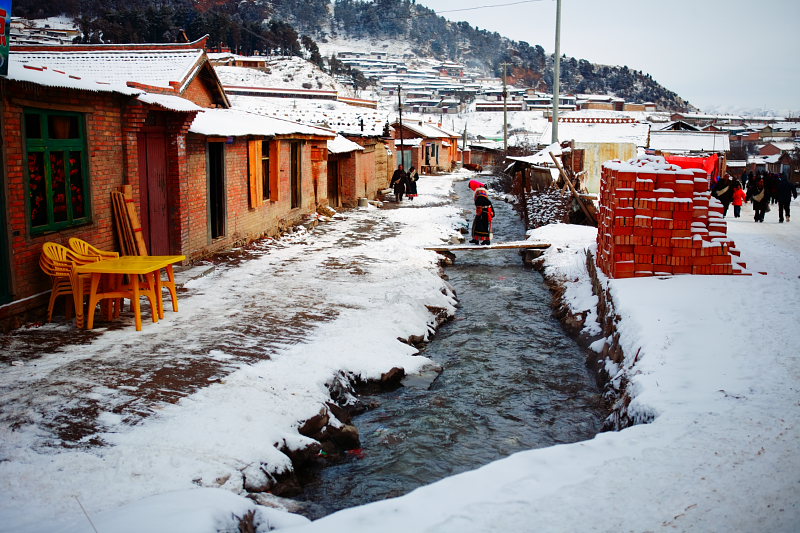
left=389, top=164, right=419, bottom=202
left=712, top=171, right=797, bottom=224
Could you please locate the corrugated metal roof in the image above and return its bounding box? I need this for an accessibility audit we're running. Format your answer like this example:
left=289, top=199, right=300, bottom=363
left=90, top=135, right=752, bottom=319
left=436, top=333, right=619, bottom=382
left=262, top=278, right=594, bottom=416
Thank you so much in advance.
left=10, top=48, right=204, bottom=90
left=189, top=108, right=335, bottom=138
left=5, top=61, right=140, bottom=95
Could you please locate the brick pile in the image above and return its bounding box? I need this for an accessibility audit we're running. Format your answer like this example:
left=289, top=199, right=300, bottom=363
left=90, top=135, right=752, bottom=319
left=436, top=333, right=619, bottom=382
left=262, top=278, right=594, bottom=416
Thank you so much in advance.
left=596, top=155, right=748, bottom=278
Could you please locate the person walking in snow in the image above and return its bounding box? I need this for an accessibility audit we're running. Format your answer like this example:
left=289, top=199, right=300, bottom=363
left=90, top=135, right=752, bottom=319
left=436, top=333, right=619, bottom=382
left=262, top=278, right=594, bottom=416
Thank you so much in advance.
left=470, top=187, right=495, bottom=245
left=747, top=177, right=769, bottom=223
left=712, top=173, right=734, bottom=217
left=766, top=172, right=781, bottom=205
left=406, top=166, right=419, bottom=201
left=390, top=164, right=408, bottom=202
left=732, top=182, right=746, bottom=219
left=775, top=175, right=798, bottom=223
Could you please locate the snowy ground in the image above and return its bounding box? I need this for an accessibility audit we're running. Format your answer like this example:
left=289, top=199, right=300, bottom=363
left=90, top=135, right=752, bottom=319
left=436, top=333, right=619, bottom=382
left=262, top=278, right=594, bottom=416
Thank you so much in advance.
left=2, top=174, right=799, bottom=532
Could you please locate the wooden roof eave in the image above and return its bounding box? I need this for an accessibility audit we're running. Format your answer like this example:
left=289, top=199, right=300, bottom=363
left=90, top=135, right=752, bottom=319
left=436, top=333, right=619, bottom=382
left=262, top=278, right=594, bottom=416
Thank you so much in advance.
left=274, top=133, right=337, bottom=141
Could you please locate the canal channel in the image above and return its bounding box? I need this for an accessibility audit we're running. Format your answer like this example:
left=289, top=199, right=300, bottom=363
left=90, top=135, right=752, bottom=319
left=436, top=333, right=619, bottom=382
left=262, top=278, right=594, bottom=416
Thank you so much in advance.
left=294, top=177, right=607, bottom=518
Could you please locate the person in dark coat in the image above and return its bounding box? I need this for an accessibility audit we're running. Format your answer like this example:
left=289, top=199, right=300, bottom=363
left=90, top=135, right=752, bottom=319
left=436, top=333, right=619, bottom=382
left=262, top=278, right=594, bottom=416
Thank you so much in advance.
left=740, top=169, right=752, bottom=190
left=406, top=166, right=419, bottom=201
left=469, top=187, right=495, bottom=245
left=712, top=173, right=735, bottom=217
left=766, top=172, right=781, bottom=205
left=747, top=177, right=769, bottom=223
left=776, top=176, right=798, bottom=223
left=390, top=164, right=408, bottom=202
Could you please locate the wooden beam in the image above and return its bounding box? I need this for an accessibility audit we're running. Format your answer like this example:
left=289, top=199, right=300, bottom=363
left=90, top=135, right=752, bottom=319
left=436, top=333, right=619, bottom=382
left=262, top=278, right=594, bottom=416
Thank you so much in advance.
left=424, top=241, right=550, bottom=252
left=550, top=151, right=597, bottom=225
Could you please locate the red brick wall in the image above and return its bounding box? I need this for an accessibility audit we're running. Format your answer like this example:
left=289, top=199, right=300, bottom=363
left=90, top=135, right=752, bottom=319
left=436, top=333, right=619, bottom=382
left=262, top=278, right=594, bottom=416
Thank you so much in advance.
left=2, top=82, right=129, bottom=304
left=184, top=133, right=212, bottom=257
left=182, top=77, right=217, bottom=108
left=182, top=135, right=329, bottom=260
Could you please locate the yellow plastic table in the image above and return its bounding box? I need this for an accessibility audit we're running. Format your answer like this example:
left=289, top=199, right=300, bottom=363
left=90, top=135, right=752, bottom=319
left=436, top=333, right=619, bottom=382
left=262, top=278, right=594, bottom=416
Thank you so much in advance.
left=74, top=255, right=185, bottom=331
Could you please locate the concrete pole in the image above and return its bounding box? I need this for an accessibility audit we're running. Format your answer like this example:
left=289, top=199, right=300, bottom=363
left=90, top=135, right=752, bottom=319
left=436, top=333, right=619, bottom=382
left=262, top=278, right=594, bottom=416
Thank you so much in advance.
left=501, top=62, right=509, bottom=152
left=397, top=85, right=404, bottom=168
left=551, top=0, right=562, bottom=144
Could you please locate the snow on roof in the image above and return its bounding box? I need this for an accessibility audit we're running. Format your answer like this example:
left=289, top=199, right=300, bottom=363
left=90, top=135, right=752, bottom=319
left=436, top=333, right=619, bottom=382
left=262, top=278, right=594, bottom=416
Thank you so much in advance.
left=328, top=135, right=364, bottom=154
left=225, top=94, right=388, bottom=137
left=764, top=141, right=798, bottom=151
left=539, top=121, right=650, bottom=146
left=653, top=120, right=701, bottom=132
left=395, top=138, right=422, bottom=147
left=137, top=93, right=202, bottom=112
left=764, top=122, right=800, bottom=131
left=506, top=142, right=563, bottom=166
left=10, top=48, right=205, bottom=91
left=726, top=160, right=747, bottom=167
left=747, top=153, right=786, bottom=165
left=5, top=61, right=140, bottom=96
left=189, top=108, right=335, bottom=138
left=649, top=131, right=730, bottom=153
left=214, top=60, right=348, bottom=94
left=399, top=121, right=452, bottom=139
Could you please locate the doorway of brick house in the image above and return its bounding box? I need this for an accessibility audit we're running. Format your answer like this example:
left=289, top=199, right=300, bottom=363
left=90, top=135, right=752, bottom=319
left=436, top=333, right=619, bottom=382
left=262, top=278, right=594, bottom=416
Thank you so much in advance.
left=291, top=141, right=302, bottom=209
left=137, top=116, right=172, bottom=255
left=207, top=141, right=226, bottom=239
left=327, top=157, right=341, bottom=207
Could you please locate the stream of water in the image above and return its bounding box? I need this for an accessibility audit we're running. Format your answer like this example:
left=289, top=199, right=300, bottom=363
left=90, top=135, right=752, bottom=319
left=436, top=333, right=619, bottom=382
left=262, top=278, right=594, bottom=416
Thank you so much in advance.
left=295, top=177, right=607, bottom=518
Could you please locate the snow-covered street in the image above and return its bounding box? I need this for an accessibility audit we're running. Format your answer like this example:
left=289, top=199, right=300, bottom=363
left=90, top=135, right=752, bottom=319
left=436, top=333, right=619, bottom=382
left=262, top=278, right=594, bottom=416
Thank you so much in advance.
left=1, top=172, right=799, bottom=532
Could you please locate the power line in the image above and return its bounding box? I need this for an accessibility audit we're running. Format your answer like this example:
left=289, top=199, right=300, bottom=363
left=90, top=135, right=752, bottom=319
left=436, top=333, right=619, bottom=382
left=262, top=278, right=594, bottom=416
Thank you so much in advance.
left=435, top=0, right=546, bottom=15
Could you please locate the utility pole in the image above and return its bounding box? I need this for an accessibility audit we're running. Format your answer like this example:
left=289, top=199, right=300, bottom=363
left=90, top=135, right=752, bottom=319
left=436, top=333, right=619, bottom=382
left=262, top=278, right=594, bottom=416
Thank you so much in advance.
left=462, top=124, right=468, bottom=165
left=397, top=85, right=404, bottom=168
left=551, top=0, right=562, bottom=144
left=501, top=62, right=511, bottom=152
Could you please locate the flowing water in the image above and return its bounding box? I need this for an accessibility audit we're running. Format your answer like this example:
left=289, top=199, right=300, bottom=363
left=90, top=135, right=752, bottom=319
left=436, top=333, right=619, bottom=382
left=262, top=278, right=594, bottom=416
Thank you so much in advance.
left=295, top=178, right=607, bottom=518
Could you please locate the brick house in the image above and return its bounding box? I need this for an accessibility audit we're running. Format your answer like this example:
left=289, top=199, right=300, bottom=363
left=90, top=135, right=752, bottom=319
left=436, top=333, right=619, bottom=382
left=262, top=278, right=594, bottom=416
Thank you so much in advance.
left=327, top=135, right=366, bottom=207
left=0, top=38, right=334, bottom=329
left=392, top=120, right=460, bottom=173
left=186, top=108, right=334, bottom=259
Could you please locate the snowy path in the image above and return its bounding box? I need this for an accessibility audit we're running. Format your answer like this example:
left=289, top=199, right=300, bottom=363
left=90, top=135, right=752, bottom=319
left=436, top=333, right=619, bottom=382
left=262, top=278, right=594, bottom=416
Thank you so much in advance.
left=0, top=173, right=465, bottom=532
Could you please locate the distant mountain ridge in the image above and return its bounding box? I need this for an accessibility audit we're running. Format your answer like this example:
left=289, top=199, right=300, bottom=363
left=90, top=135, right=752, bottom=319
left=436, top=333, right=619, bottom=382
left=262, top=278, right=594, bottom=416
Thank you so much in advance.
left=13, top=0, right=692, bottom=110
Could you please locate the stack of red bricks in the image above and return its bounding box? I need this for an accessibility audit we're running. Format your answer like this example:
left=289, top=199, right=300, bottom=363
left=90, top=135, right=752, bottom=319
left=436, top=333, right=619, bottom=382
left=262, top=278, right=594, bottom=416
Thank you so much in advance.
left=596, top=155, right=747, bottom=278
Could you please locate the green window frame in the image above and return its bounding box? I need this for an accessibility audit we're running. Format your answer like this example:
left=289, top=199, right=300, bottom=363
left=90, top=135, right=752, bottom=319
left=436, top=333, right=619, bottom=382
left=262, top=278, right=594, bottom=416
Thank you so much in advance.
left=24, top=108, right=91, bottom=234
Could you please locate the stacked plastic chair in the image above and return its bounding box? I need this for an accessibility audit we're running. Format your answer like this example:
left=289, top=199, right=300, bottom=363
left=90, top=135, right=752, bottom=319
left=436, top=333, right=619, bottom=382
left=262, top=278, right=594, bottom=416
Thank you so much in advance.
left=39, top=242, right=98, bottom=328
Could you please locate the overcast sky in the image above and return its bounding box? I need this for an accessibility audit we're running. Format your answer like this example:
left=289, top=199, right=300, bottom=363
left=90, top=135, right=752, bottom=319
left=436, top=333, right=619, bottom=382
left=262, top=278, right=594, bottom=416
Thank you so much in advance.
left=417, top=0, right=799, bottom=116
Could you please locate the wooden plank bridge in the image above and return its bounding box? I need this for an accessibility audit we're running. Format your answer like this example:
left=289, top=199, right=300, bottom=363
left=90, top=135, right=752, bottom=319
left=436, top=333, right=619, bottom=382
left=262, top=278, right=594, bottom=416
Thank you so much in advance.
left=424, top=240, right=550, bottom=252
left=424, top=240, right=551, bottom=264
